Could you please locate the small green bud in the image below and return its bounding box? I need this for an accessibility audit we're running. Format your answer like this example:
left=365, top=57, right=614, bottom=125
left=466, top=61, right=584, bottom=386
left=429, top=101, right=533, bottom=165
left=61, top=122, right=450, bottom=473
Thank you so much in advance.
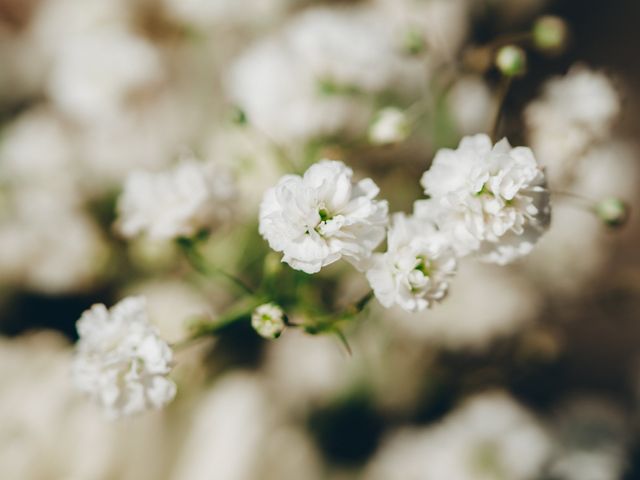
left=595, top=198, right=630, bottom=228
left=495, top=45, right=527, bottom=78
left=403, top=28, right=426, bottom=56
left=230, top=106, right=247, bottom=126
left=251, top=303, right=286, bottom=339
left=533, top=16, right=569, bottom=54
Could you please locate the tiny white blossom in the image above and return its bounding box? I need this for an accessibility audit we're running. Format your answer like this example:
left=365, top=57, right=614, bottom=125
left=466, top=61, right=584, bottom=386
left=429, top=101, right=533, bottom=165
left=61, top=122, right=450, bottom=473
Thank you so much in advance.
left=366, top=213, right=456, bottom=312
left=117, top=158, right=236, bottom=240
left=73, top=296, right=176, bottom=418
left=259, top=160, right=389, bottom=274
left=368, top=107, right=410, bottom=146
left=251, top=303, right=286, bottom=339
left=417, top=134, right=550, bottom=265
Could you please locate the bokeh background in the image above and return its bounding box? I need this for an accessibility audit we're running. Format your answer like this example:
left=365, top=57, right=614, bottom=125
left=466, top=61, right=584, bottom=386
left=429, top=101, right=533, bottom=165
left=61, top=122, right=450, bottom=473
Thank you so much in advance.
left=1, top=0, right=639, bottom=479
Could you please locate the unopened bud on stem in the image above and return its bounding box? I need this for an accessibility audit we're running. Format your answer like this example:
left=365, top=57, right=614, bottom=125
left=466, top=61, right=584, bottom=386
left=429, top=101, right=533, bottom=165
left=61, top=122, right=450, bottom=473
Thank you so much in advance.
left=495, top=45, right=527, bottom=78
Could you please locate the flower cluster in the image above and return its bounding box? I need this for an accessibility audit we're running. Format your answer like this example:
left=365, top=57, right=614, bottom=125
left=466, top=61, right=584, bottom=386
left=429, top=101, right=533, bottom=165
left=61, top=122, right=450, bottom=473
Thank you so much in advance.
left=417, top=134, right=550, bottom=265
left=259, top=134, right=550, bottom=312
left=73, top=296, right=176, bottom=418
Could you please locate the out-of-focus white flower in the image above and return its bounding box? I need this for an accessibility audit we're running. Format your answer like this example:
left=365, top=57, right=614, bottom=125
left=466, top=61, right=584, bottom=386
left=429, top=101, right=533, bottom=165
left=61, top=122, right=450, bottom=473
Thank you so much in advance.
left=252, top=303, right=286, bottom=339
left=73, top=296, right=176, bottom=418
left=549, top=397, right=630, bottom=480
left=373, top=0, right=469, bottom=60
left=161, top=0, right=290, bottom=30
left=170, top=373, right=274, bottom=480
left=368, top=107, right=410, bottom=145
left=117, top=158, right=236, bottom=241
left=448, top=76, right=493, bottom=135
left=523, top=204, right=606, bottom=296
left=0, top=187, right=108, bottom=294
left=262, top=328, right=355, bottom=409
left=366, top=213, right=456, bottom=312
left=47, top=27, right=163, bottom=123
left=226, top=6, right=422, bottom=143
left=417, top=134, right=550, bottom=265
left=0, top=108, right=76, bottom=183
left=384, top=260, right=542, bottom=350
left=525, top=66, right=620, bottom=180
left=259, top=160, right=388, bottom=274
left=365, top=391, right=552, bottom=480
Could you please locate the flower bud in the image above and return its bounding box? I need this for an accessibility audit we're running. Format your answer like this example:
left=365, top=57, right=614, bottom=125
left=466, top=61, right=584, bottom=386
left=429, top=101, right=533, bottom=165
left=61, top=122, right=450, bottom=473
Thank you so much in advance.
left=533, top=16, right=569, bottom=54
left=230, top=106, right=247, bottom=125
left=403, top=28, right=426, bottom=56
left=368, top=107, right=410, bottom=146
left=251, top=303, right=286, bottom=339
left=495, top=45, right=527, bottom=78
left=595, top=198, right=630, bottom=228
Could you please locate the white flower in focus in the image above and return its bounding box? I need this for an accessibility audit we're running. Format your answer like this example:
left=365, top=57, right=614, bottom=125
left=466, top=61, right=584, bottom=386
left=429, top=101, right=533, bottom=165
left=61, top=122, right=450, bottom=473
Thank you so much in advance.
left=365, top=391, right=552, bottom=480
left=366, top=213, right=456, bottom=312
left=259, top=160, right=389, bottom=274
left=252, top=303, right=286, bottom=339
left=368, top=107, right=410, bottom=146
left=117, top=158, right=236, bottom=240
left=73, top=297, right=176, bottom=418
left=418, top=134, right=550, bottom=264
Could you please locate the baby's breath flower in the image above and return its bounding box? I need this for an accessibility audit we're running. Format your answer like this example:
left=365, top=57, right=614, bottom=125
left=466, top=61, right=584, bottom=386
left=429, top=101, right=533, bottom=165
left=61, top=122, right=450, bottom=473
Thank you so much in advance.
left=418, top=134, right=550, bottom=264
left=366, top=213, right=457, bottom=312
left=259, top=160, right=389, bottom=274
left=252, top=303, right=286, bottom=339
left=117, top=157, right=236, bottom=241
left=73, top=296, right=176, bottom=418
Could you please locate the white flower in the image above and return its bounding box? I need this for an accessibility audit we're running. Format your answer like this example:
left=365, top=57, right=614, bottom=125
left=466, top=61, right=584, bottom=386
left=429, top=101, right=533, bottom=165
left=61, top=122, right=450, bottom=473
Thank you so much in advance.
left=365, top=391, right=552, bottom=480
left=117, top=158, right=236, bottom=240
left=73, top=296, right=176, bottom=418
left=417, top=134, right=550, bottom=264
left=252, top=303, right=286, bottom=339
left=368, top=107, right=410, bottom=146
left=259, top=160, right=389, bottom=274
left=366, top=213, right=456, bottom=312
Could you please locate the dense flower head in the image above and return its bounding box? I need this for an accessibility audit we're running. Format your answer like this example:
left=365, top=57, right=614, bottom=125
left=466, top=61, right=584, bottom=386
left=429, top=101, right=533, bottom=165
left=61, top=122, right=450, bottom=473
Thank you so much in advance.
left=366, top=213, right=457, bottom=312
left=259, top=159, right=389, bottom=274
left=117, top=158, right=236, bottom=241
left=417, top=134, right=550, bottom=264
left=73, top=296, right=176, bottom=418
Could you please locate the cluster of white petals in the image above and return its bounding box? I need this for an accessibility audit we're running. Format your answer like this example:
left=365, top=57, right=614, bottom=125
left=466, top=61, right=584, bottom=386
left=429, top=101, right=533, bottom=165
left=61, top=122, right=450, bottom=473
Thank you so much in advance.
left=259, top=160, right=388, bottom=274
left=417, top=134, right=550, bottom=265
left=73, top=296, right=176, bottom=418
left=366, top=213, right=456, bottom=312
left=117, top=158, right=236, bottom=241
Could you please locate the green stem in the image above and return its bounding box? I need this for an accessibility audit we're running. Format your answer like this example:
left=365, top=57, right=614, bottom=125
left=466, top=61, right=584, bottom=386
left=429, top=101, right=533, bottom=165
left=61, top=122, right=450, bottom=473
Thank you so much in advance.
left=491, top=76, right=512, bottom=143
left=173, top=296, right=263, bottom=350
left=177, top=237, right=255, bottom=295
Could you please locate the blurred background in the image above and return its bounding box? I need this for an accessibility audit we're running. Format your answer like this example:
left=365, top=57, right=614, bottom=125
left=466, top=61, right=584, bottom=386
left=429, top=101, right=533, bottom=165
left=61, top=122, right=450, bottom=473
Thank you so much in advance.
left=1, top=0, right=639, bottom=479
